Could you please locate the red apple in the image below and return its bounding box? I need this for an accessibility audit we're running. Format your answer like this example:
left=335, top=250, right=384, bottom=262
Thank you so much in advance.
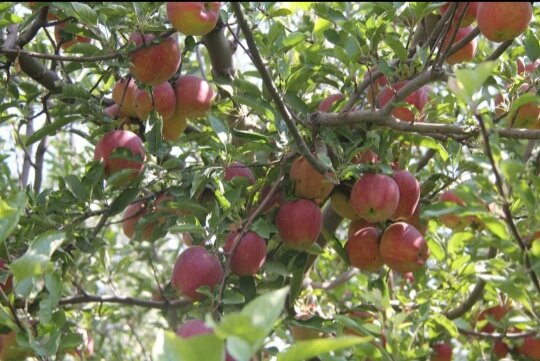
left=518, top=335, right=540, bottom=360
left=167, top=2, right=221, bottom=36
left=440, top=2, right=479, bottom=27
left=171, top=246, right=223, bottom=301
left=377, top=81, right=430, bottom=122
left=352, top=149, right=380, bottom=164
left=350, top=173, right=400, bottom=223
left=391, top=170, right=420, bottom=221
left=318, top=93, right=344, bottom=112
left=477, top=305, right=507, bottom=333
left=129, top=33, right=181, bottom=86
left=0, top=259, right=13, bottom=294
left=134, top=82, right=176, bottom=120
left=54, top=22, right=91, bottom=51
left=443, top=25, right=478, bottom=65
left=122, top=200, right=154, bottom=240
left=401, top=204, right=426, bottom=236
left=379, top=222, right=429, bottom=273
left=93, top=130, right=145, bottom=182
left=224, top=162, right=255, bottom=185
left=430, top=342, right=452, bottom=361
left=345, top=227, right=383, bottom=272
left=276, top=199, right=322, bottom=250
left=224, top=231, right=267, bottom=276
left=290, top=156, right=335, bottom=203
left=104, top=104, right=126, bottom=120
left=477, top=2, right=532, bottom=42
left=330, top=189, right=361, bottom=220
left=112, top=78, right=139, bottom=117
left=493, top=341, right=508, bottom=359
left=347, top=219, right=375, bottom=239
left=175, top=75, right=215, bottom=120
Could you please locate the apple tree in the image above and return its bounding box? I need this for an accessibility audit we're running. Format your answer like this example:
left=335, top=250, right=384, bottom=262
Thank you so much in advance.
left=0, top=2, right=540, bottom=360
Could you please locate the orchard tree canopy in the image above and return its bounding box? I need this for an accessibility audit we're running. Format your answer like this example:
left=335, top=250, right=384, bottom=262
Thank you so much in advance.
left=1, top=2, right=540, bottom=360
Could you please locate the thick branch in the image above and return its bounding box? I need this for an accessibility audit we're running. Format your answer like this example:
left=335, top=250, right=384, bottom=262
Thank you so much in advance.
left=59, top=294, right=190, bottom=310
left=458, top=327, right=536, bottom=340
left=202, top=18, right=236, bottom=81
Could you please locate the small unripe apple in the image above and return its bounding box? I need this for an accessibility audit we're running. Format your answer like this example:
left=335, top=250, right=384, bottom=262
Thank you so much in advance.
left=347, top=219, right=375, bottom=239
left=330, top=189, right=360, bottom=220
left=377, top=81, right=430, bottom=123
left=112, top=78, right=139, bottom=117
left=129, top=33, right=181, bottom=86
left=443, top=25, right=478, bottom=65
left=134, top=82, right=176, bottom=120
left=430, top=342, right=452, bottom=361
left=54, top=22, right=91, bottom=51
left=93, top=130, right=145, bottom=183
left=379, top=222, right=429, bottom=273
left=167, top=2, right=221, bottom=36
left=518, top=335, right=540, bottom=360
left=477, top=305, right=507, bottom=333
left=122, top=200, right=154, bottom=240
left=224, top=162, right=255, bottom=185
left=276, top=199, right=322, bottom=250
left=171, top=246, right=223, bottom=301
left=391, top=170, right=420, bottom=221
left=350, top=173, right=400, bottom=223
left=318, top=93, right=344, bottom=112
left=0, top=259, right=13, bottom=294
left=224, top=231, right=267, bottom=276
left=345, top=227, right=383, bottom=272
left=162, top=111, right=188, bottom=141
left=477, top=2, right=532, bottom=42
left=175, top=75, right=215, bottom=120
left=439, top=2, right=479, bottom=27
left=290, top=156, right=335, bottom=203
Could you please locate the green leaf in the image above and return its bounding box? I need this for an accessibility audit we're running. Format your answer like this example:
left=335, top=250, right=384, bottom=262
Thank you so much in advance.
left=322, top=228, right=349, bottom=264
left=25, top=116, right=78, bottom=146
left=0, top=191, right=27, bottom=245
left=384, top=35, right=407, bottom=61
left=429, top=313, right=458, bottom=338
left=449, top=61, right=497, bottom=101
left=108, top=187, right=139, bottom=216
left=71, top=2, right=98, bottom=26
left=278, top=336, right=369, bottom=361
left=152, top=330, right=225, bottom=361
left=208, top=114, right=229, bottom=145
left=524, top=30, right=540, bottom=62
left=11, top=231, right=65, bottom=282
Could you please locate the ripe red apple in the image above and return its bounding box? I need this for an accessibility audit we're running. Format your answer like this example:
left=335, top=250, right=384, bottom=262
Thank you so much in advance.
left=345, top=227, right=383, bottom=272
left=518, top=335, right=540, bottom=360
left=477, top=2, right=532, bottom=42
left=171, top=246, right=223, bottom=301
left=439, top=2, right=479, bottom=27
left=430, top=342, right=452, bottom=361
left=167, top=2, right=221, bottom=36
left=493, top=341, right=508, bottom=359
left=175, top=75, right=215, bottom=120
left=122, top=200, right=154, bottom=240
left=377, top=81, right=430, bottom=122
left=318, top=93, right=344, bottom=112
left=162, top=111, right=188, bottom=141
left=0, top=259, right=13, bottom=294
left=224, top=231, right=267, bottom=276
left=347, top=219, right=375, bottom=239
left=276, top=199, right=322, bottom=250
left=224, top=162, right=255, bottom=185
left=443, top=25, right=478, bottom=65
left=330, top=189, right=361, bottom=220
left=134, top=82, right=176, bottom=120
left=391, top=170, right=420, bottom=221
left=363, top=68, right=388, bottom=107
left=477, top=305, right=507, bottom=333
left=93, top=130, right=145, bottom=182
left=129, top=33, right=181, bottom=86
left=290, top=156, right=335, bottom=203
left=54, top=22, right=91, bottom=51
left=379, top=222, right=429, bottom=273
left=112, top=78, right=139, bottom=118
left=439, top=190, right=474, bottom=230
left=350, top=173, right=400, bottom=223
left=352, top=149, right=380, bottom=164
left=401, top=204, right=426, bottom=236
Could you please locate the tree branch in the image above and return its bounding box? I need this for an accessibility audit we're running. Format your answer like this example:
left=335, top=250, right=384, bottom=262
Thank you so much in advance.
left=58, top=294, right=190, bottom=310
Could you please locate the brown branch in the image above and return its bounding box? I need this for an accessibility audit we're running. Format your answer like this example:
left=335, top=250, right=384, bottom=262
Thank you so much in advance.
left=231, top=3, right=330, bottom=174
left=58, top=294, right=190, bottom=310
left=309, top=268, right=359, bottom=290
left=457, top=327, right=536, bottom=340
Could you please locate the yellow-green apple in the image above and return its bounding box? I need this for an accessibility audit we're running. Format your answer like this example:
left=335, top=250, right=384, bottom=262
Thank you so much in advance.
left=223, top=231, right=267, bottom=276
left=350, top=173, right=400, bottom=223
left=122, top=200, right=154, bottom=240
left=443, top=25, right=478, bottom=65
left=54, top=22, right=91, bottom=50
left=93, top=130, right=145, bottom=182
left=440, top=2, right=478, bottom=27
left=493, top=341, right=508, bottom=359
left=512, top=84, right=540, bottom=129
left=439, top=190, right=474, bottom=230
left=177, top=320, right=240, bottom=361
left=162, top=111, right=188, bottom=141
left=224, top=162, right=255, bottom=185
left=430, top=342, right=452, bottom=361
left=352, top=149, right=380, bottom=164
left=345, top=227, right=383, bottom=272
left=171, top=246, right=223, bottom=301
left=330, top=189, right=361, bottom=220
left=167, top=2, right=221, bottom=36
left=377, top=81, right=430, bottom=122
left=363, top=68, right=388, bottom=107
left=0, top=259, right=13, bottom=294
left=518, top=335, right=540, bottom=360
left=391, top=170, right=420, bottom=221
left=112, top=78, right=139, bottom=117
left=318, top=93, right=344, bottom=112
left=477, top=2, right=532, bottom=42
left=276, top=199, right=322, bottom=250
left=347, top=219, right=375, bottom=239
left=379, top=222, right=429, bottom=273
left=129, top=33, right=181, bottom=86
left=134, top=82, right=176, bottom=120
left=290, top=155, right=335, bottom=203
left=175, top=75, right=215, bottom=120
left=477, top=305, right=507, bottom=333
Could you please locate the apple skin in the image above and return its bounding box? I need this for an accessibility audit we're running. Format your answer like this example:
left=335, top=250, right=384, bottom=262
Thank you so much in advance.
left=162, top=111, right=188, bottom=141
left=122, top=200, right=154, bottom=240
left=276, top=199, right=322, bottom=250
left=0, top=259, right=13, bottom=294
left=171, top=246, right=223, bottom=301
left=379, top=222, right=429, bottom=273
left=129, top=33, right=181, bottom=86
left=377, top=81, right=430, bottom=122
left=518, top=335, right=540, bottom=360
left=175, top=75, right=215, bottom=120
left=224, top=231, right=267, bottom=276
left=290, top=156, right=335, bottom=203
left=477, top=305, right=507, bottom=333
left=54, top=22, right=91, bottom=50
left=347, top=219, right=375, bottom=239
left=350, top=173, right=400, bottom=223
left=112, top=78, right=139, bottom=117
left=430, top=342, right=452, bottom=361
left=493, top=341, right=508, bottom=359
left=440, top=2, right=479, bottom=27
left=345, top=227, right=383, bottom=272
left=167, top=2, right=221, bottom=36
left=93, top=130, right=145, bottom=182
left=104, top=104, right=126, bottom=120
left=318, top=93, right=344, bottom=112
left=224, top=162, right=255, bottom=185
left=352, top=149, right=380, bottom=164
left=134, top=82, right=176, bottom=120
left=391, top=170, right=420, bottom=221
left=330, top=189, right=361, bottom=220
left=401, top=204, right=426, bottom=236
left=477, top=2, right=532, bottom=42
left=443, top=25, right=478, bottom=65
